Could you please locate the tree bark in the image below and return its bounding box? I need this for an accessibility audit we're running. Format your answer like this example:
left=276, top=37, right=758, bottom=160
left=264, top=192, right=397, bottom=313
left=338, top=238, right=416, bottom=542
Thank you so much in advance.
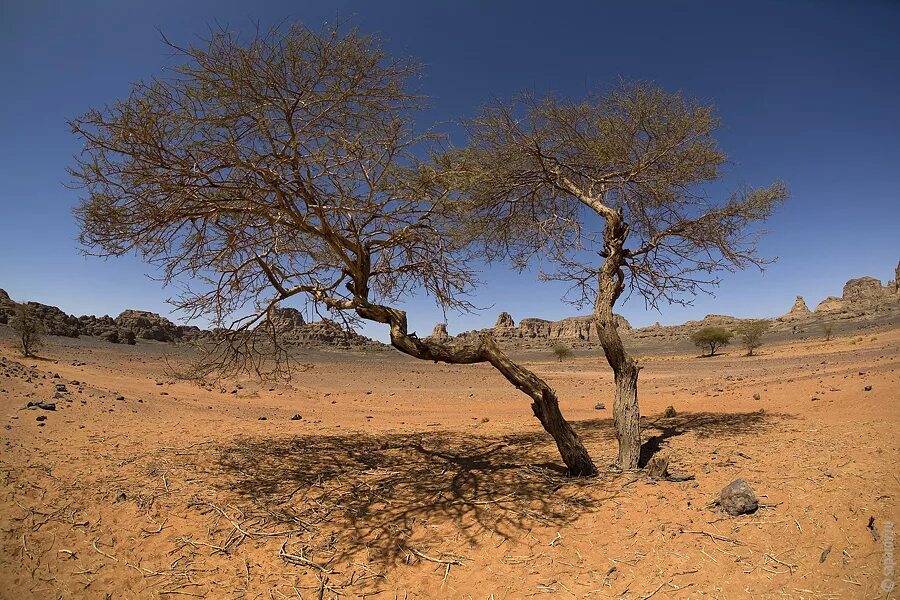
left=593, top=215, right=643, bottom=470
left=355, top=301, right=597, bottom=476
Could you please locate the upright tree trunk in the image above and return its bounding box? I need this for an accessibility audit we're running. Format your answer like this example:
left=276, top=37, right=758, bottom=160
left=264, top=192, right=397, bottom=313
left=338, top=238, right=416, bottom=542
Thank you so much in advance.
left=594, top=215, right=642, bottom=470
left=355, top=302, right=597, bottom=476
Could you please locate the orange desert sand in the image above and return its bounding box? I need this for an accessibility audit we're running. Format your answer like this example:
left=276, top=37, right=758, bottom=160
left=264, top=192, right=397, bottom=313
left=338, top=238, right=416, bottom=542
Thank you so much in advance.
left=1, top=324, right=897, bottom=599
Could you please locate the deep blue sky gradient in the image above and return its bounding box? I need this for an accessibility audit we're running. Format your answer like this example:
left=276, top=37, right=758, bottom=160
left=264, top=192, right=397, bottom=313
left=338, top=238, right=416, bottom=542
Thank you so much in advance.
left=1, top=1, right=898, bottom=340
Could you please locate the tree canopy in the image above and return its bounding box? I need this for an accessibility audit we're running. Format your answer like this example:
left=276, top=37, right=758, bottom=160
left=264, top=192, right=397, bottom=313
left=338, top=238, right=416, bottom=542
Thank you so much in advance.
left=447, top=84, right=787, bottom=309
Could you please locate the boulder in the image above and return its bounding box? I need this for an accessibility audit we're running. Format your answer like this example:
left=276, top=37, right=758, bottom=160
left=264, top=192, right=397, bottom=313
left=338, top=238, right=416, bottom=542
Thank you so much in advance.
left=719, top=479, right=759, bottom=515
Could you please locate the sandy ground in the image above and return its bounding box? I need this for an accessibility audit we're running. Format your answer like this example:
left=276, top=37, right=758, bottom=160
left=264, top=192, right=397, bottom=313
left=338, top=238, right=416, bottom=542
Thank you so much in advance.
left=0, top=324, right=897, bottom=599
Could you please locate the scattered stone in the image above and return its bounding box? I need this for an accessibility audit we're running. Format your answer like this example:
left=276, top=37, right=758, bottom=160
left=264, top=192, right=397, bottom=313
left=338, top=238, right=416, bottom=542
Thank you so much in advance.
left=868, top=516, right=880, bottom=541
left=718, top=479, right=759, bottom=516
left=291, top=414, right=302, bottom=420
left=594, top=402, right=605, bottom=410
left=114, top=492, right=127, bottom=503
left=663, top=406, right=677, bottom=418
left=115, top=395, right=125, bottom=401
left=864, top=385, right=872, bottom=391
left=36, top=415, right=47, bottom=422
left=258, top=416, right=267, bottom=420
left=55, top=383, right=67, bottom=392
left=753, top=393, right=761, bottom=400
left=26, top=401, right=56, bottom=411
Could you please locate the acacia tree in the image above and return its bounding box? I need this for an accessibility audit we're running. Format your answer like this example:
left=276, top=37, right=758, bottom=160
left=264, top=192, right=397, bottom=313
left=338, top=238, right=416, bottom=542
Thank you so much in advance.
left=691, top=326, right=733, bottom=357
left=68, top=24, right=597, bottom=476
left=449, top=85, right=787, bottom=468
left=735, top=319, right=770, bottom=356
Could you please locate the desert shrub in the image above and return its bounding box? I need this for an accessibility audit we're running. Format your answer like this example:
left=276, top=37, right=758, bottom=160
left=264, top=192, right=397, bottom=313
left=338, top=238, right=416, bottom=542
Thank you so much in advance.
left=123, top=330, right=136, bottom=345
left=11, top=304, right=45, bottom=357
left=691, top=326, right=732, bottom=356
left=104, top=330, right=120, bottom=344
left=736, top=319, right=770, bottom=356
left=551, top=344, right=573, bottom=362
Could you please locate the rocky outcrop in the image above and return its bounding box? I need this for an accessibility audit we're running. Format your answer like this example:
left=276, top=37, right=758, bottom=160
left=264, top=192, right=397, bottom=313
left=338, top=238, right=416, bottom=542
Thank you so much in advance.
left=0, top=289, right=11, bottom=324
left=842, top=277, right=886, bottom=303
left=455, top=312, right=631, bottom=349
left=495, top=312, right=515, bottom=328
left=812, top=269, right=900, bottom=317
left=113, top=309, right=203, bottom=342
left=270, top=308, right=385, bottom=350
left=814, top=296, right=847, bottom=314
left=0, top=288, right=382, bottom=350
left=270, top=307, right=306, bottom=332
left=787, top=295, right=810, bottom=316
left=13, top=301, right=81, bottom=337
left=430, top=323, right=450, bottom=340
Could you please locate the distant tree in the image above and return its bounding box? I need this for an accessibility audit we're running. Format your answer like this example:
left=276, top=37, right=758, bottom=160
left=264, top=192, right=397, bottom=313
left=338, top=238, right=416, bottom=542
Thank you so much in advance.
left=821, top=322, right=834, bottom=341
left=449, top=83, right=787, bottom=468
left=68, top=23, right=597, bottom=475
left=691, top=326, right=733, bottom=357
left=551, top=344, right=573, bottom=362
left=104, top=330, right=120, bottom=344
left=123, top=330, right=137, bottom=345
left=736, top=319, right=770, bottom=356
left=11, top=304, right=45, bottom=357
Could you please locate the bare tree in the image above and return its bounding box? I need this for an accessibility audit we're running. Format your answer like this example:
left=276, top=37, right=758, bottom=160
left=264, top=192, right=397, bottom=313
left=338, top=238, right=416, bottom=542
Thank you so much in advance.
left=447, top=84, right=787, bottom=468
left=12, top=303, right=45, bottom=357
left=68, top=23, right=596, bottom=475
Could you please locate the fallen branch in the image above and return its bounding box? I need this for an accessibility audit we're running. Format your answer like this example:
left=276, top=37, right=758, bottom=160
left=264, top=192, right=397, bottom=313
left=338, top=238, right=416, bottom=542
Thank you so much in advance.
left=279, top=540, right=333, bottom=573
left=680, top=529, right=744, bottom=545
left=409, top=548, right=465, bottom=566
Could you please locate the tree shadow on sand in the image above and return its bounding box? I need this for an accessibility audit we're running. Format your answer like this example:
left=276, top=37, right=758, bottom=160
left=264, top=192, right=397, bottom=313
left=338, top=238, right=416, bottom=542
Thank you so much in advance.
left=207, top=410, right=784, bottom=567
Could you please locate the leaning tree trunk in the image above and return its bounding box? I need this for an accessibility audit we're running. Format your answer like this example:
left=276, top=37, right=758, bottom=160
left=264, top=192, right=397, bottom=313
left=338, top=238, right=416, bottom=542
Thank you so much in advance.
left=594, top=217, right=642, bottom=470
left=355, top=301, right=597, bottom=476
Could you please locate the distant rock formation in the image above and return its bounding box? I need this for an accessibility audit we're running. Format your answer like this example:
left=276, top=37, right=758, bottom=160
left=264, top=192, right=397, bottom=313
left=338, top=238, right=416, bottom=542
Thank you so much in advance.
left=813, top=296, right=845, bottom=314
left=495, top=312, right=515, bottom=328
left=269, top=308, right=383, bottom=350
left=0, top=288, right=383, bottom=350
left=789, top=296, right=810, bottom=315
left=453, top=312, right=631, bottom=349
left=812, top=269, right=900, bottom=317
left=429, top=323, right=450, bottom=340
left=3, top=258, right=898, bottom=351
left=270, top=307, right=306, bottom=331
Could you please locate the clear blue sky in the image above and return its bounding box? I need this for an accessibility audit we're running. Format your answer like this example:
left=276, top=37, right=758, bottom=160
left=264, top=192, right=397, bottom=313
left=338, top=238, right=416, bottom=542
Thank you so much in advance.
left=1, top=0, right=898, bottom=340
